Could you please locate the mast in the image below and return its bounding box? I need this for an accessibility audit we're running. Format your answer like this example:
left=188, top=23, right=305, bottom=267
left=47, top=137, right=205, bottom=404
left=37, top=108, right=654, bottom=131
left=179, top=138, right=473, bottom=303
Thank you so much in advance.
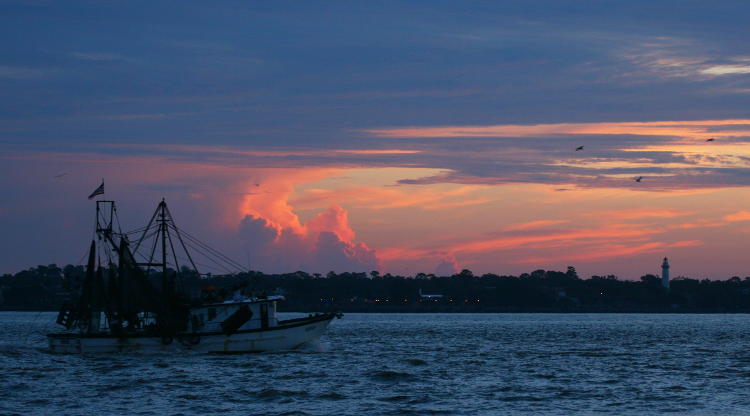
left=60, top=198, right=245, bottom=334
left=160, top=199, right=169, bottom=301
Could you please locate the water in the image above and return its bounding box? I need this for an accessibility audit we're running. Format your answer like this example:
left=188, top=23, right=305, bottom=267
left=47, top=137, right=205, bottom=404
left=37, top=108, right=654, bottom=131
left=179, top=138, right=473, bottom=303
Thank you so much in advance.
left=2, top=312, right=750, bottom=415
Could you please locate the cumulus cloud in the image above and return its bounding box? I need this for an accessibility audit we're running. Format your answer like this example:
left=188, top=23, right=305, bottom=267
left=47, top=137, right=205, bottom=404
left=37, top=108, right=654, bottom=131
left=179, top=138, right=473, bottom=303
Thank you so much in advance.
left=238, top=208, right=380, bottom=274
left=232, top=169, right=386, bottom=273
left=435, top=254, right=460, bottom=276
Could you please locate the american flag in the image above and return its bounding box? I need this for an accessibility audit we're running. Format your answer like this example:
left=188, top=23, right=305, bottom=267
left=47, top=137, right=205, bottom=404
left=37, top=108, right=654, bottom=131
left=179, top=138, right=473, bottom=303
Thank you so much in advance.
left=87, top=181, right=104, bottom=199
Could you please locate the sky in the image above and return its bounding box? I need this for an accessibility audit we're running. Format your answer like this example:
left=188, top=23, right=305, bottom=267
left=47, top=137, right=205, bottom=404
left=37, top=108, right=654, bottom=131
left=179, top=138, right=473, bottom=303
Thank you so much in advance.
left=2, top=1, right=750, bottom=279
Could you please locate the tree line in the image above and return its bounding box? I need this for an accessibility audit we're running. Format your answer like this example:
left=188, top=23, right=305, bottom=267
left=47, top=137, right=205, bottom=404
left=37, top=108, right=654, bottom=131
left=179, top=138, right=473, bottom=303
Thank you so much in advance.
left=3, top=264, right=750, bottom=312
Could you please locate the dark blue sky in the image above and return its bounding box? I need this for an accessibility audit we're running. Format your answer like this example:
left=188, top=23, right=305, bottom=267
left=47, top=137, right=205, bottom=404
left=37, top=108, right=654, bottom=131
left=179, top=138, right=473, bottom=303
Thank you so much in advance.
left=2, top=0, right=749, bottom=148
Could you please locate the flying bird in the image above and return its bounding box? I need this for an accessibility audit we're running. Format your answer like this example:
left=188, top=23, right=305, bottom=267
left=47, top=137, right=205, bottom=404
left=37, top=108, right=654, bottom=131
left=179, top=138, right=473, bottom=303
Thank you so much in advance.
left=54, top=173, right=68, bottom=179
left=634, top=176, right=643, bottom=182
left=706, top=138, right=716, bottom=142
left=575, top=146, right=584, bottom=151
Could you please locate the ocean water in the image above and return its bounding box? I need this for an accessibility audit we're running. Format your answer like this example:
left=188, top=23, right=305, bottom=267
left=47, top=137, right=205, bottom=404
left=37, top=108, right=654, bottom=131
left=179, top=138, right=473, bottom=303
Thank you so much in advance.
left=2, top=312, right=750, bottom=416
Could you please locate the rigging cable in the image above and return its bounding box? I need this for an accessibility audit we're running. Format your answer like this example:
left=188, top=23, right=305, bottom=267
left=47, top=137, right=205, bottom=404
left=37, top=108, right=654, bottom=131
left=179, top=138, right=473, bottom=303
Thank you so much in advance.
left=171, top=225, right=246, bottom=271
left=179, top=239, right=235, bottom=274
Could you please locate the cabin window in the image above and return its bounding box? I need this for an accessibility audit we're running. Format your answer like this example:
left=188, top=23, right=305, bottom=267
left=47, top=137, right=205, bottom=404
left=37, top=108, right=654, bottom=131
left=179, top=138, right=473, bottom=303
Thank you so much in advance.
left=208, top=308, right=217, bottom=320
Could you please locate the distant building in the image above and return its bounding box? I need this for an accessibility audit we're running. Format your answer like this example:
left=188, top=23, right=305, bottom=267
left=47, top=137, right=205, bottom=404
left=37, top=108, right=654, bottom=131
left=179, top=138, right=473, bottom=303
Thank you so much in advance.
left=418, top=288, right=443, bottom=300
left=661, top=257, right=670, bottom=290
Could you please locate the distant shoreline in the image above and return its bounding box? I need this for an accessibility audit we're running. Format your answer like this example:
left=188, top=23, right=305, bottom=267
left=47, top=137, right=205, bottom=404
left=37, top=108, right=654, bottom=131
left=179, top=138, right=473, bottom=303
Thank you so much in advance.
left=6, top=265, right=750, bottom=315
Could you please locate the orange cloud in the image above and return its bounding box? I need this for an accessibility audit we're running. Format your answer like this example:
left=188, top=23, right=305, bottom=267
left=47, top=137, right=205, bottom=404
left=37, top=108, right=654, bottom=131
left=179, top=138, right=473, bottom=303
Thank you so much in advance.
left=240, top=168, right=341, bottom=233
left=724, top=211, right=750, bottom=222
left=511, top=242, right=667, bottom=264
left=670, top=240, right=702, bottom=248
left=237, top=168, right=382, bottom=272
left=450, top=224, right=661, bottom=255
left=379, top=223, right=663, bottom=262
left=511, top=239, right=701, bottom=264
left=669, top=220, right=727, bottom=229
left=587, top=208, right=693, bottom=221
left=503, top=220, right=569, bottom=231
left=292, top=184, right=490, bottom=211
left=306, top=204, right=356, bottom=244
left=364, top=119, right=750, bottom=139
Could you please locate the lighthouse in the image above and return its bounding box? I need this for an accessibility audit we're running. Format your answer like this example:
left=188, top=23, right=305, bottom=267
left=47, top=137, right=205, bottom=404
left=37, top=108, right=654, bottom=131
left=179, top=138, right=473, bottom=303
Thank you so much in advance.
left=661, top=257, right=670, bottom=290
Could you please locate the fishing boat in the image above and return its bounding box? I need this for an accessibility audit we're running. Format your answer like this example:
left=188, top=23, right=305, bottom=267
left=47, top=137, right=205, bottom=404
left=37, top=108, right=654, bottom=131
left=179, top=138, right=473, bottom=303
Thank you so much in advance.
left=48, top=199, right=341, bottom=353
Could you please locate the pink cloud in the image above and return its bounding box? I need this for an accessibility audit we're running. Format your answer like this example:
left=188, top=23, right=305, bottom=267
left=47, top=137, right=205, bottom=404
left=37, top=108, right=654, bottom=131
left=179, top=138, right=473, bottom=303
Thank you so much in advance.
left=378, top=223, right=663, bottom=263
left=586, top=208, right=694, bottom=220
left=510, top=242, right=667, bottom=264
left=503, top=220, right=569, bottom=231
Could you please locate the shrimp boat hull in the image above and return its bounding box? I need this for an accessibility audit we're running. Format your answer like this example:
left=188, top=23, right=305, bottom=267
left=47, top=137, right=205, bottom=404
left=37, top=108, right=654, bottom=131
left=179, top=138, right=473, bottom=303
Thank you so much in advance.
left=48, top=313, right=336, bottom=354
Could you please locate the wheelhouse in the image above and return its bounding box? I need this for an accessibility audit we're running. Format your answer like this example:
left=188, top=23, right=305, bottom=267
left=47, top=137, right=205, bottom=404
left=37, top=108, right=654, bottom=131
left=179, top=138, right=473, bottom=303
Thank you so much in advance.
left=189, top=295, right=284, bottom=333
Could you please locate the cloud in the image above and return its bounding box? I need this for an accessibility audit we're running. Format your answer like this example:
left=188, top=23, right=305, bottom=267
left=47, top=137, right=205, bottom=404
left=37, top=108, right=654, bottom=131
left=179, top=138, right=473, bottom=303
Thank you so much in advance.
left=586, top=208, right=693, bottom=221
left=619, top=37, right=750, bottom=80
left=503, top=220, right=569, bottom=231
left=306, top=204, right=355, bottom=243
left=70, top=52, right=129, bottom=62
left=0, top=65, right=51, bottom=79
left=363, top=119, right=750, bottom=139
left=700, top=65, right=750, bottom=75
left=724, top=211, right=750, bottom=222
left=378, top=223, right=664, bottom=266
left=292, top=184, right=490, bottom=211
left=332, top=149, right=420, bottom=155
left=238, top=209, right=381, bottom=274
left=511, top=242, right=667, bottom=264
left=447, top=224, right=660, bottom=255
left=435, top=254, right=460, bottom=276
left=238, top=215, right=278, bottom=254
left=669, top=219, right=726, bottom=229
left=236, top=170, right=381, bottom=273
left=510, top=240, right=702, bottom=264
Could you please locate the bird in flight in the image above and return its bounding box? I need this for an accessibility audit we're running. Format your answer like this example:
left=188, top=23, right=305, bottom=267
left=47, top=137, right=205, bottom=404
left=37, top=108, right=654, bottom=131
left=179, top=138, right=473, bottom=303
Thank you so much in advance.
left=575, top=146, right=584, bottom=151
left=54, top=173, right=68, bottom=179
left=706, top=138, right=716, bottom=142
left=634, top=176, right=643, bottom=182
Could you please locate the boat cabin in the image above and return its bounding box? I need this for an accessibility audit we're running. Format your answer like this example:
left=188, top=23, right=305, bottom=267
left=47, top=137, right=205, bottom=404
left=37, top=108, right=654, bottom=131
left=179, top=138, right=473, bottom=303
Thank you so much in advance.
left=189, top=295, right=284, bottom=333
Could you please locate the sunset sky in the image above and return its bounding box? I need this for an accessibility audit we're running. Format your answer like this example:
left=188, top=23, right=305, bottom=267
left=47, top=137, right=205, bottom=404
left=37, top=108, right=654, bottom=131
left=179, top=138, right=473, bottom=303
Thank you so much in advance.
left=2, top=1, right=750, bottom=279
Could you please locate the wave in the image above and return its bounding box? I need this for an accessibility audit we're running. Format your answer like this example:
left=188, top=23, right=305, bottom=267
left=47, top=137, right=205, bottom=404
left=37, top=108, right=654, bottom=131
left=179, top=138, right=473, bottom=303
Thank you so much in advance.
left=403, top=358, right=427, bottom=366
left=370, top=370, right=415, bottom=382
left=254, top=388, right=310, bottom=400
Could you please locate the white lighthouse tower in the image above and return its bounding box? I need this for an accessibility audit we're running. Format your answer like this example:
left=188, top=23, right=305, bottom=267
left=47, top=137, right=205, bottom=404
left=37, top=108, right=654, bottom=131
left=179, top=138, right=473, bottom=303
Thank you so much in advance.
left=661, top=257, right=670, bottom=290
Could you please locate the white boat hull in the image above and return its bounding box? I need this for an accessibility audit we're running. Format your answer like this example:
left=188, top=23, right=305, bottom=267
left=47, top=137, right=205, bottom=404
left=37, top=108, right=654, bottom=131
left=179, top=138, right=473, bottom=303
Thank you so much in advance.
left=48, top=314, right=336, bottom=354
